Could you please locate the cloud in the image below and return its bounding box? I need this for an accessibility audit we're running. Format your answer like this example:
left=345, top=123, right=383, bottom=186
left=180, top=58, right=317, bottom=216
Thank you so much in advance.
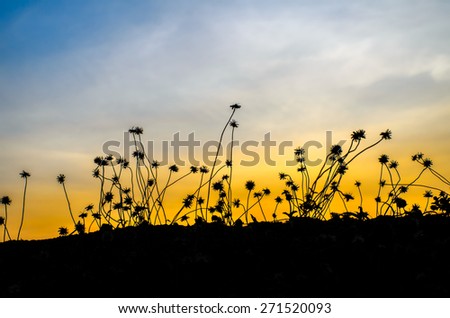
left=1, top=0, right=450, bottom=160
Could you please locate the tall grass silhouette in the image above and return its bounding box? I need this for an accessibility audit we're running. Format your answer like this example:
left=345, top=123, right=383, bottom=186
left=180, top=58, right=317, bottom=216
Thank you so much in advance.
left=1, top=196, right=12, bottom=242
left=16, top=170, right=30, bottom=240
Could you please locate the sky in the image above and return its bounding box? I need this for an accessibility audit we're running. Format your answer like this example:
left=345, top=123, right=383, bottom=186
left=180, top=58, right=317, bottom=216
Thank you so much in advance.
left=1, top=0, right=450, bottom=240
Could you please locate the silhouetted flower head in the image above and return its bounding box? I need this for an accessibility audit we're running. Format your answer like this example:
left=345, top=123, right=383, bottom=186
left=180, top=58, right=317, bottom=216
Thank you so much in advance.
left=354, top=180, right=362, bottom=187
left=105, top=192, right=114, bottom=202
left=230, top=103, right=241, bottom=110
left=389, top=160, right=399, bottom=169
left=120, top=159, right=130, bottom=168
left=197, top=197, right=204, bottom=205
left=328, top=154, right=338, bottom=163
left=245, top=180, right=256, bottom=191
left=75, top=221, right=85, bottom=234
left=283, top=191, right=293, bottom=201
left=132, top=150, right=145, bottom=160
left=169, top=164, right=179, bottom=172
left=79, top=212, right=88, bottom=219
left=94, top=156, right=102, bottom=165
left=92, top=168, right=100, bottom=178
left=94, top=156, right=108, bottom=166
left=412, top=152, right=424, bottom=161
left=58, top=227, right=68, bottom=236
left=85, top=204, right=94, bottom=211
left=230, top=120, right=239, bottom=128
left=253, top=192, right=262, bottom=198
left=351, top=129, right=366, bottom=141
left=1, top=196, right=12, bottom=205
left=105, top=154, right=113, bottom=161
left=190, top=166, right=199, bottom=173
left=330, top=144, right=343, bottom=156
left=19, top=170, right=31, bottom=178
left=279, top=173, right=288, bottom=180
left=147, top=179, right=155, bottom=187
left=129, top=126, right=144, bottom=135
left=57, top=174, right=66, bottom=184
left=182, top=194, right=195, bottom=208
left=343, top=193, right=354, bottom=201
left=380, top=129, right=392, bottom=140
left=337, top=164, right=348, bottom=175
left=424, top=190, right=433, bottom=198
left=422, top=158, right=433, bottom=168
left=200, top=166, right=209, bottom=174
left=275, top=196, right=283, bottom=204
left=0, top=216, right=4, bottom=225
left=212, top=181, right=224, bottom=191
left=330, top=181, right=339, bottom=191
left=226, top=159, right=232, bottom=167
left=399, top=186, right=408, bottom=193
left=294, top=147, right=305, bottom=156
left=151, top=160, right=160, bottom=168
left=233, top=199, right=241, bottom=208
left=262, top=188, right=271, bottom=195
left=378, top=154, right=389, bottom=164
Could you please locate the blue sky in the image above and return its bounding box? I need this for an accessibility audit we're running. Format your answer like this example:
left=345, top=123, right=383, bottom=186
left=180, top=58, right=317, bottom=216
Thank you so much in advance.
left=1, top=0, right=450, bottom=238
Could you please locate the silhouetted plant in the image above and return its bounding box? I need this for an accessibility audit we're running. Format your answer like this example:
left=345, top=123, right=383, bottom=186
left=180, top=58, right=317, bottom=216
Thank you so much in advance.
left=57, top=174, right=77, bottom=228
left=375, top=152, right=450, bottom=216
left=277, top=129, right=392, bottom=220
left=0, top=106, right=437, bottom=238
left=1, top=196, right=12, bottom=242
left=205, top=104, right=241, bottom=219
left=354, top=180, right=364, bottom=211
left=272, top=196, right=283, bottom=221
left=227, top=119, right=239, bottom=216
left=17, top=170, right=30, bottom=240
left=424, top=190, right=433, bottom=212
left=430, top=191, right=450, bottom=215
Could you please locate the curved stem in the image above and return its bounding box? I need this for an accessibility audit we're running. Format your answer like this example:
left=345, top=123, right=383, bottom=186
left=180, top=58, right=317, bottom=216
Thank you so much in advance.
left=205, top=109, right=236, bottom=215
left=17, top=177, right=28, bottom=240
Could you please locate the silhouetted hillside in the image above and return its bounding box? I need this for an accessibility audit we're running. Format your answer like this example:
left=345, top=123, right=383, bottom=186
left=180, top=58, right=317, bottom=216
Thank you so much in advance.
left=1, top=215, right=450, bottom=297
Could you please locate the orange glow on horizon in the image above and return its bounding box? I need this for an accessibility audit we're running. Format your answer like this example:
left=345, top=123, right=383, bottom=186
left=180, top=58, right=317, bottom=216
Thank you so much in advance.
left=2, top=127, right=449, bottom=241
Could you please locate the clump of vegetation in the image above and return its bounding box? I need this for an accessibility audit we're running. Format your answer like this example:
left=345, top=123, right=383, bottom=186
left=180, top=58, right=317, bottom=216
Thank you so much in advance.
left=0, top=104, right=449, bottom=240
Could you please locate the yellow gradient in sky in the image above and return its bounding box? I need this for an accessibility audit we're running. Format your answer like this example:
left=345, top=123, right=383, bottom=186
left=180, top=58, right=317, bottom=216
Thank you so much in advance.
left=2, top=121, right=449, bottom=241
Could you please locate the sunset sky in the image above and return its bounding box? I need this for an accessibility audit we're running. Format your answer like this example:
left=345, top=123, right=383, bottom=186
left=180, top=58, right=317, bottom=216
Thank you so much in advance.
left=1, top=0, right=450, bottom=240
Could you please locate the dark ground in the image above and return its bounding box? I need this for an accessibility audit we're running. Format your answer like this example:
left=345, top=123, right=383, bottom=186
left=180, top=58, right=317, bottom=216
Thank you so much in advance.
left=1, top=215, right=450, bottom=297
